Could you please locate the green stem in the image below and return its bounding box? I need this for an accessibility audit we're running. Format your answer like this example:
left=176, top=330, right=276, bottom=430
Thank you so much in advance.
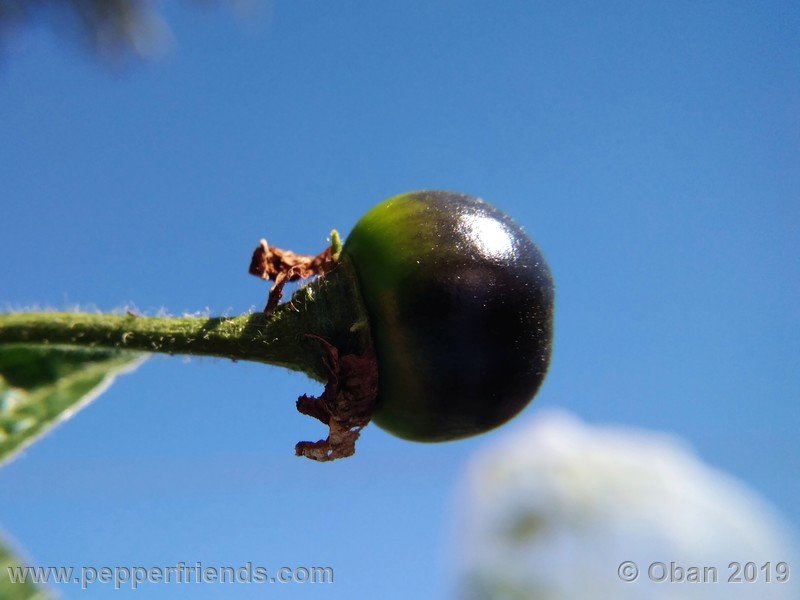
left=0, top=257, right=372, bottom=382
left=0, top=311, right=305, bottom=369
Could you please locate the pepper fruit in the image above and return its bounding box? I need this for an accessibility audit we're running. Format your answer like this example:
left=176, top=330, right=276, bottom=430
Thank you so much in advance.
left=344, top=191, right=554, bottom=442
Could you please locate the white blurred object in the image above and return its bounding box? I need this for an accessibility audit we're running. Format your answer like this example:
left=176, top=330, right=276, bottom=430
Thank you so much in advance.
left=453, top=411, right=798, bottom=599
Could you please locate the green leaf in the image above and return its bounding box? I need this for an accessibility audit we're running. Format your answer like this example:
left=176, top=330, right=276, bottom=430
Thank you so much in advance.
left=0, top=346, right=145, bottom=466
left=0, top=534, right=50, bottom=600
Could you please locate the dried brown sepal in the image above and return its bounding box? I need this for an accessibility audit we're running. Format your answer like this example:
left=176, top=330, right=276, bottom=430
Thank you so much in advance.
left=248, top=239, right=334, bottom=315
left=295, top=335, right=378, bottom=462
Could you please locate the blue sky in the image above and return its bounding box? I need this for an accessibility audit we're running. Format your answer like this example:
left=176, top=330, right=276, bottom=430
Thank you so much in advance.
left=0, top=1, right=798, bottom=598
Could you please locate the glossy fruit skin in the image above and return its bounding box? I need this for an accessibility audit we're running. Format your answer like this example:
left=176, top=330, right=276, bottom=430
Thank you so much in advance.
left=343, top=191, right=554, bottom=442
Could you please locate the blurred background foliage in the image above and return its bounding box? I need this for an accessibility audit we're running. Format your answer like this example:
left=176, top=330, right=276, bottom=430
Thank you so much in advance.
left=454, top=412, right=798, bottom=599
left=0, top=0, right=261, bottom=61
